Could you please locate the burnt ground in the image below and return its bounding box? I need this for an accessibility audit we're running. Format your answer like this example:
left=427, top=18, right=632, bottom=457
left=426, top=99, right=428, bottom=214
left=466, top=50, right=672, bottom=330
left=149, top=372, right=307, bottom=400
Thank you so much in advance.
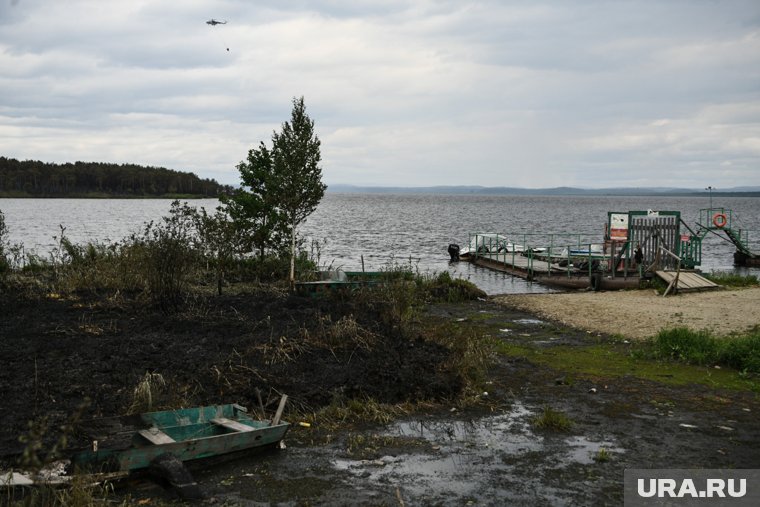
left=0, top=287, right=460, bottom=463
left=2, top=290, right=760, bottom=505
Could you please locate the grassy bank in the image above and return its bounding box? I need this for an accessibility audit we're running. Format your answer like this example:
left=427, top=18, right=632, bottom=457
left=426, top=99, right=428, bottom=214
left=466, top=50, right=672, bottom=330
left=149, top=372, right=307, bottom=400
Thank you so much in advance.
left=495, top=340, right=759, bottom=392
left=642, top=326, right=760, bottom=374
left=704, top=272, right=759, bottom=287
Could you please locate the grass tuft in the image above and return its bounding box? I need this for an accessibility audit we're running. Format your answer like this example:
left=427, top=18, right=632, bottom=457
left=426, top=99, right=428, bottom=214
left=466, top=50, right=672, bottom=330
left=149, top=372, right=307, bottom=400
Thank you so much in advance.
left=594, top=447, right=612, bottom=462
left=128, top=372, right=166, bottom=414
left=532, top=406, right=573, bottom=431
left=316, top=397, right=409, bottom=427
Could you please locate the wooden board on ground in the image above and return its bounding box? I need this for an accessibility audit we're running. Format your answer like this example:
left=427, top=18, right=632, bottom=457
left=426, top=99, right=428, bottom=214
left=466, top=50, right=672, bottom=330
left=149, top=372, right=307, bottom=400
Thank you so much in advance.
left=655, top=271, right=719, bottom=291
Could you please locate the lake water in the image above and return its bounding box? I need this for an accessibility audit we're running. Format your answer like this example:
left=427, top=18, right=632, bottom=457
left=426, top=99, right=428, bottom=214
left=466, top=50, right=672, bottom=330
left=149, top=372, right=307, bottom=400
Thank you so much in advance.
left=2, top=194, right=759, bottom=294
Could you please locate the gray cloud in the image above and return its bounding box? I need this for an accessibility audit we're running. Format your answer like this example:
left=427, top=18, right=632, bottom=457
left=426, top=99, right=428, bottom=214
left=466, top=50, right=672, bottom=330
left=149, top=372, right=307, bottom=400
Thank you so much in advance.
left=1, top=0, right=759, bottom=187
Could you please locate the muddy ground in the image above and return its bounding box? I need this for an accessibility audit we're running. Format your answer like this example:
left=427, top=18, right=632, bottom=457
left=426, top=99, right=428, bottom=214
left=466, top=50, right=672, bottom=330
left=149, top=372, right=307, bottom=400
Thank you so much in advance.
left=2, top=290, right=760, bottom=505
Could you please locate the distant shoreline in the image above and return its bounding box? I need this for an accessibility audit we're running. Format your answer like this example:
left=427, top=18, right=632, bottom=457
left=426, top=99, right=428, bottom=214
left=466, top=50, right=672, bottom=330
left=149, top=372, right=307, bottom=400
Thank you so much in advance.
left=3, top=190, right=760, bottom=199
left=0, top=157, right=232, bottom=199
left=0, top=192, right=221, bottom=199
left=325, top=185, right=760, bottom=198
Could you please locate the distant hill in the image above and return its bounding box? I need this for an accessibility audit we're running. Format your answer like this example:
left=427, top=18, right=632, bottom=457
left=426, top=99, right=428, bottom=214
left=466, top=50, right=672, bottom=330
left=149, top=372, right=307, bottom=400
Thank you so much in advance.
left=0, top=157, right=233, bottom=198
left=327, top=184, right=760, bottom=197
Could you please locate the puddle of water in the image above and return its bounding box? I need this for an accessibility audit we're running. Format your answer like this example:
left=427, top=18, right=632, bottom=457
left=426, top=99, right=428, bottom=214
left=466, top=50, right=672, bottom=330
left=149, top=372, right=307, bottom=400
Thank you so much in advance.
left=531, top=337, right=561, bottom=345
left=331, top=401, right=625, bottom=503
left=514, top=318, right=544, bottom=325
left=198, top=400, right=628, bottom=505
left=562, top=435, right=622, bottom=465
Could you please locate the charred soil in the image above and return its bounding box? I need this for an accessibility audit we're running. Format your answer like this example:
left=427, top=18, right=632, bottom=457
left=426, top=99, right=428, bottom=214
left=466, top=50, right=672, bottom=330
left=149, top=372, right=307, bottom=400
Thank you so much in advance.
left=0, top=286, right=461, bottom=462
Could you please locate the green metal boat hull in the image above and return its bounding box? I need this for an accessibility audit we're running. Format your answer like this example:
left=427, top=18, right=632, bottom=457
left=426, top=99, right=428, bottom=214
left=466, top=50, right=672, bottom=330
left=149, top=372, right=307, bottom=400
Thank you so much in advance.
left=71, top=404, right=289, bottom=472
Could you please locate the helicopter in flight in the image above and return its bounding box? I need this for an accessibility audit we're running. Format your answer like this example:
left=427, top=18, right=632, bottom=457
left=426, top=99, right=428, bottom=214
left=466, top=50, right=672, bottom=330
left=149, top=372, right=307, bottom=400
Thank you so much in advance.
left=206, top=19, right=227, bottom=25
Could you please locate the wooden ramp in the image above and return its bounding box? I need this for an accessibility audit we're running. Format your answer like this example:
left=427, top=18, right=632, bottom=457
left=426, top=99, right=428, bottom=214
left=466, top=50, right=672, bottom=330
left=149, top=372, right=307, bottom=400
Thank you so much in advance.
left=655, top=271, right=719, bottom=292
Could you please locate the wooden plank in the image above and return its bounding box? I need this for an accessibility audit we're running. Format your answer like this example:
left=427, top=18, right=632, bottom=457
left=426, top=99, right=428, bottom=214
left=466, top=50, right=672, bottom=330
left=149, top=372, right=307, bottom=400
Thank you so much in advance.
left=677, top=273, right=696, bottom=289
left=211, top=417, right=254, bottom=433
left=681, top=272, right=718, bottom=288
left=655, top=271, right=718, bottom=290
left=272, top=394, right=288, bottom=426
left=138, top=428, right=176, bottom=445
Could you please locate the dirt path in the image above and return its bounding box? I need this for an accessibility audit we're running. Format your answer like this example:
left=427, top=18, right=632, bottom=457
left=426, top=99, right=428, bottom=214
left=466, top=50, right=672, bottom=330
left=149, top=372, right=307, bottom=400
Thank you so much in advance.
left=494, top=287, right=760, bottom=340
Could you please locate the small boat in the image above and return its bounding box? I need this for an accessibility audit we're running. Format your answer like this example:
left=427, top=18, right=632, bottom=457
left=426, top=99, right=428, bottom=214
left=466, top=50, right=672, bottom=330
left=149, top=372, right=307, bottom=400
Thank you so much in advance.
left=2, top=402, right=289, bottom=492
left=558, top=244, right=606, bottom=258
left=295, top=270, right=384, bottom=297
left=70, top=402, right=289, bottom=473
left=457, top=234, right=547, bottom=259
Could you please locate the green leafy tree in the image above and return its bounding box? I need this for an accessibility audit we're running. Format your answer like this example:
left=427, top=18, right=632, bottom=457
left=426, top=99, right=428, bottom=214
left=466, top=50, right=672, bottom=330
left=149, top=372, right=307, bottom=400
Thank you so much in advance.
left=231, top=97, right=326, bottom=285
left=225, top=142, right=290, bottom=259
left=271, top=97, right=327, bottom=285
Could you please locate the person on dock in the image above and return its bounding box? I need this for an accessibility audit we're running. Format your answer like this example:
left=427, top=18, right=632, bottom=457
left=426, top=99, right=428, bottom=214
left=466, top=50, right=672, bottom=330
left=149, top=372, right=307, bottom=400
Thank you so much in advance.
left=634, top=243, right=644, bottom=275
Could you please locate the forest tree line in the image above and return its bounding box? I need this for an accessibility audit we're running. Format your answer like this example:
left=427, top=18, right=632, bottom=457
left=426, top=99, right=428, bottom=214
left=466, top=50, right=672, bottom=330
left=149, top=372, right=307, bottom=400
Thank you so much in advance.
left=0, top=157, right=233, bottom=197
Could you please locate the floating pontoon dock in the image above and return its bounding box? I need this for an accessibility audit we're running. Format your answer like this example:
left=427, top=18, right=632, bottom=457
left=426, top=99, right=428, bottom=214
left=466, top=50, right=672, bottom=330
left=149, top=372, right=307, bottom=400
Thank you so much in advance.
left=460, top=209, right=734, bottom=292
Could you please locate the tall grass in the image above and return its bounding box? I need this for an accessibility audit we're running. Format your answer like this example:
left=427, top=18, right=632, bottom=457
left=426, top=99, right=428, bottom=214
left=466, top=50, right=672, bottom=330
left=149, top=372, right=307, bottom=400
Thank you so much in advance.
left=647, top=327, right=760, bottom=374
left=704, top=272, right=759, bottom=287
left=0, top=202, right=319, bottom=306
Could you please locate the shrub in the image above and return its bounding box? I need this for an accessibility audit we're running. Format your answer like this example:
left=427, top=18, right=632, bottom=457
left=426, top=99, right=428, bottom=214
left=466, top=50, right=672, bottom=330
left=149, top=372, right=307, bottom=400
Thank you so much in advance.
left=134, top=201, right=199, bottom=310
left=422, top=271, right=487, bottom=302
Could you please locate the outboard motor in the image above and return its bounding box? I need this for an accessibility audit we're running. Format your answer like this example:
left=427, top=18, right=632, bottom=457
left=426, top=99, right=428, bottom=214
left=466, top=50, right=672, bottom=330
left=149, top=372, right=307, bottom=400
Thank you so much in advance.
left=448, top=243, right=460, bottom=262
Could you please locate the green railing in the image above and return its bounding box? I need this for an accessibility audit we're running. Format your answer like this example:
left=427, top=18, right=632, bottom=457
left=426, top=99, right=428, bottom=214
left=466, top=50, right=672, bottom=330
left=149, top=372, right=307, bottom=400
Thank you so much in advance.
left=468, top=232, right=638, bottom=281
left=698, top=207, right=733, bottom=231
left=696, top=208, right=756, bottom=258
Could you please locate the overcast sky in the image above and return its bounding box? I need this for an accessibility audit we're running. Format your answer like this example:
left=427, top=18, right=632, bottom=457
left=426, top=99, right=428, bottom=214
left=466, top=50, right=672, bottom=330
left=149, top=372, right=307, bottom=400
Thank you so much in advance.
left=1, top=0, right=759, bottom=188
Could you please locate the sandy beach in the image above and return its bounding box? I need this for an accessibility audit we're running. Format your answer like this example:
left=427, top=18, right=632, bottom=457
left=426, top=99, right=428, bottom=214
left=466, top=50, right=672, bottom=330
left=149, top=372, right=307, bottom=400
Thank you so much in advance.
left=494, top=286, right=760, bottom=340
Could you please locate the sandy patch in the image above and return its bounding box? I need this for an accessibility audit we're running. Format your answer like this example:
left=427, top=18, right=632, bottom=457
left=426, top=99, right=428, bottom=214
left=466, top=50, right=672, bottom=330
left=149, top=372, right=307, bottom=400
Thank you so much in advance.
left=493, top=287, right=760, bottom=340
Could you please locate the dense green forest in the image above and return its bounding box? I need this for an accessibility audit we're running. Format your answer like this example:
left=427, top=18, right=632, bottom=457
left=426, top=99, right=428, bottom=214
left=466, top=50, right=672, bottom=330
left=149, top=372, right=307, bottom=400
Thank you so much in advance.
left=0, top=157, right=233, bottom=197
